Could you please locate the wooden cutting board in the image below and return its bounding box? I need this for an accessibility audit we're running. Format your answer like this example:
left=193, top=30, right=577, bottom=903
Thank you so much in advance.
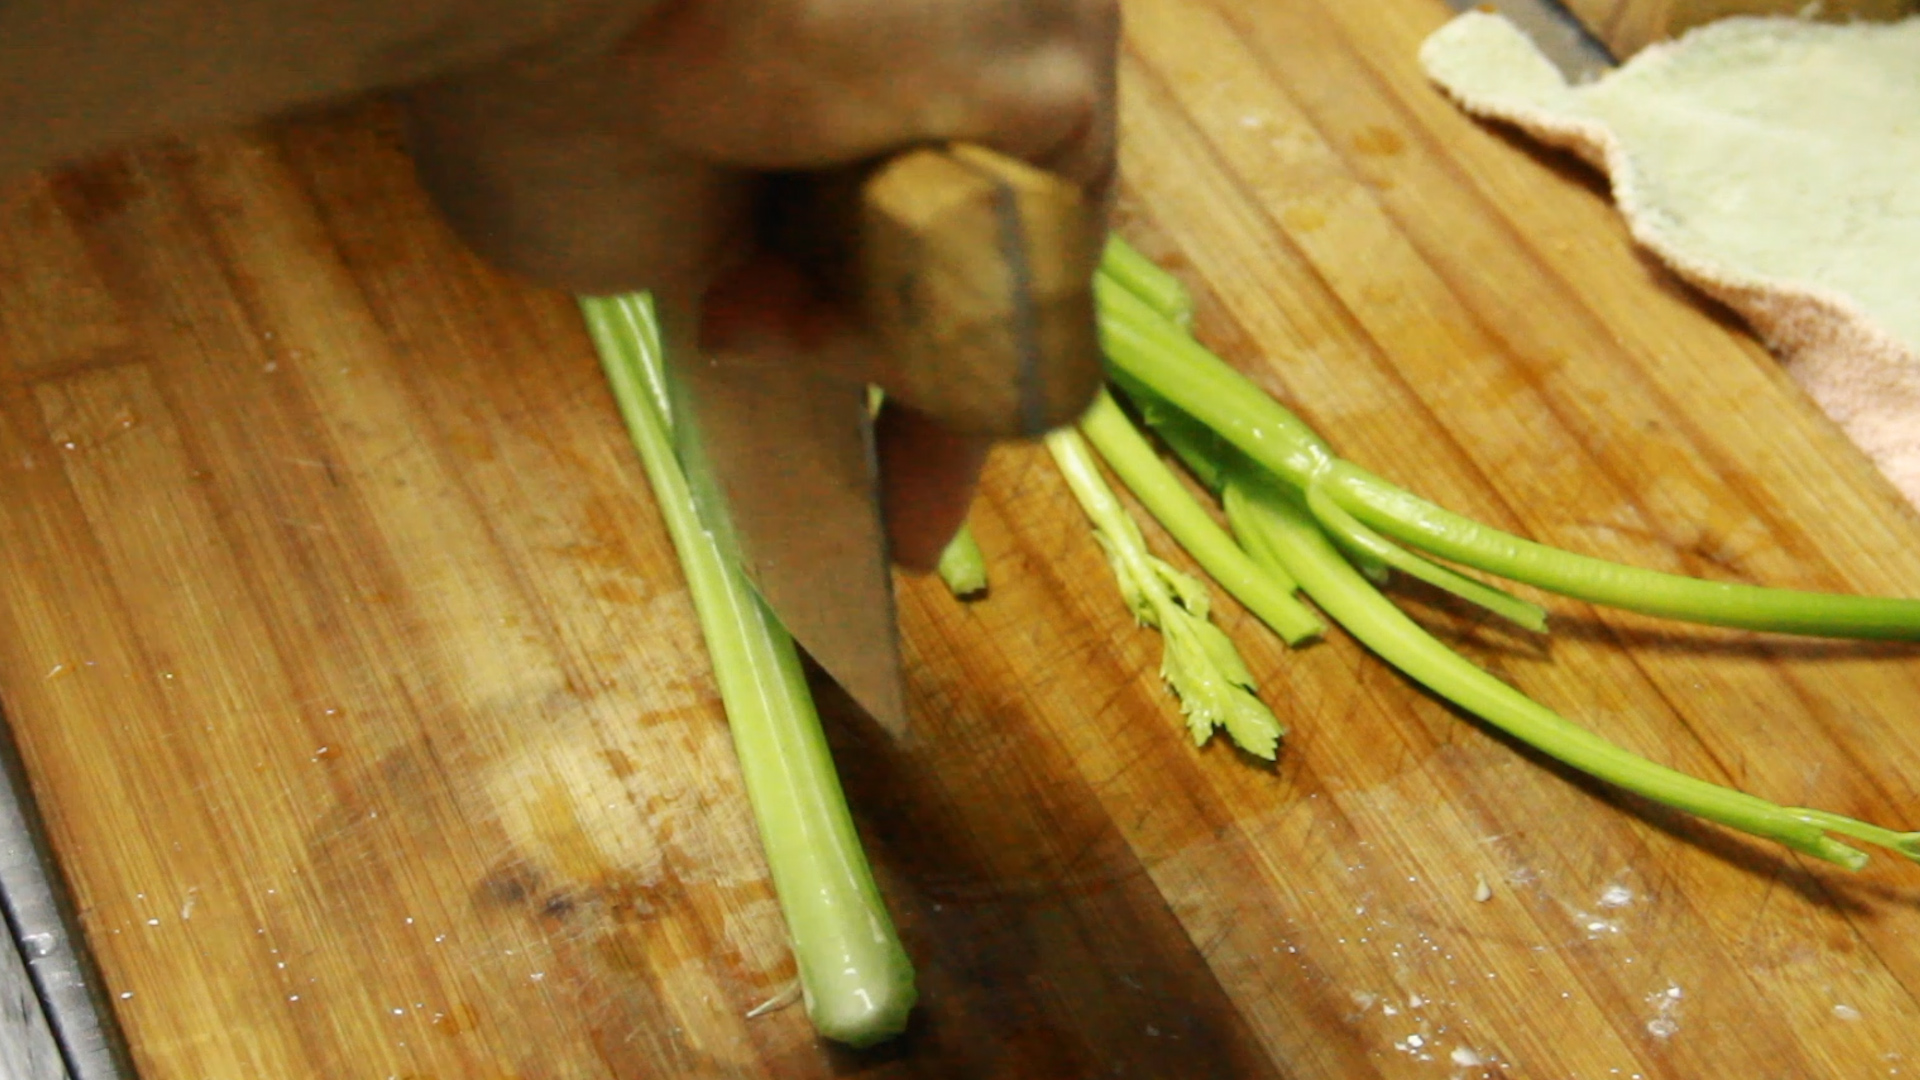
left=4, top=0, right=1920, bottom=1076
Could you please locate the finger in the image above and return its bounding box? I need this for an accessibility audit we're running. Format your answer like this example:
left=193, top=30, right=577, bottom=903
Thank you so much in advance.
left=1033, top=0, right=1120, bottom=216
left=627, top=0, right=1120, bottom=190
left=875, top=404, right=993, bottom=573
left=627, top=0, right=1118, bottom=444
left=695, top=251, right=878, bottom=384
left=403, top=68, right=750, bottom=301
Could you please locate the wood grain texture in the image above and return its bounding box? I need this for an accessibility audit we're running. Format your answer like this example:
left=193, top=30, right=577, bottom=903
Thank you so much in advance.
left=2, top=0, right=1920, bottom=1076
left=1561, top=0, right=1917, bottom=57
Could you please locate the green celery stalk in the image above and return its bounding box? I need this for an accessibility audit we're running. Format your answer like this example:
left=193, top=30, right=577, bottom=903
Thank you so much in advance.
left=1104, top=345, right=1539, bottom=632
left=1121, top=357, right=1920, bottom=870
left=1095, top=274, right=1336, bottom=486
left=1102, top=235, right=1195, bottom=329
left=1046, top=425, right=1285, bottom=758
left=1324, top=461, right=1920, bottom=640
left=935, top=524, right=989, bottom=597
left=1090, top=245, right=1920, bottom=869
left=1303, top=480, right=1547, bottom=633
left=579, top=294, right=915, bottom=1046
left=1077, top=388, right=1325, bottom=645
left=1224, top=467, right=1920, bottom=870
left=869, top=383, right=989, bottom=600
left=1094, top=270, right=1920, bottom=641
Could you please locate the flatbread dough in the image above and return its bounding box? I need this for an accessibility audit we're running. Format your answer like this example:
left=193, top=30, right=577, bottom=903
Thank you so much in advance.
left=1421, top=12, right=1920, bottom=504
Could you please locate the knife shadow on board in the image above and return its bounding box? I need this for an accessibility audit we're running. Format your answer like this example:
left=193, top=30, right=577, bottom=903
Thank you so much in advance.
left=799, top=661, right=1287, bottom=1078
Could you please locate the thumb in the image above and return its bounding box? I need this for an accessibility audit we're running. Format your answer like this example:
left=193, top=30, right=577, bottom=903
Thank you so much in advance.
left=403, top=64, right=747, bottom=301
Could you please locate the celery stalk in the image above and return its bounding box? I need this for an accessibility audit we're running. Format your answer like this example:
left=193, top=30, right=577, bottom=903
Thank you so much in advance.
left=1091, top=242, right=1920, bottom=868
left=1094, top=269, right=1920, bottom=641
left=1077, top=388, right=1325, bottom=645
left=1101, top=235, right=1195, bottom=329
left=579, top=294, right=915, bottom=1046
left=1106, top=359, right=1538, bottom=631
left=1046, top=425, right=1285, bottom=758
left=1302, top=480, right=1547, bottom=633
left=935, top=524, right=989, bottom=597
left=1225, top=468, right=1920, bottom=870
left=1324, top=461, right=1920, bottom=640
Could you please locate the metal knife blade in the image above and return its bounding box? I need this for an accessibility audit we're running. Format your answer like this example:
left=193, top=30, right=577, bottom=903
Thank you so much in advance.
left=1449, top=0, right=1616, bottom=80
left=669, top=341, right=908, bottom=732
left=666, top=144, right=1101, bottom=737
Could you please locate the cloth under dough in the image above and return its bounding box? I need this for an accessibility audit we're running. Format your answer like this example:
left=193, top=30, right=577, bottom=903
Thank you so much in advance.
left=1420, top=12, right=1920, bottom=506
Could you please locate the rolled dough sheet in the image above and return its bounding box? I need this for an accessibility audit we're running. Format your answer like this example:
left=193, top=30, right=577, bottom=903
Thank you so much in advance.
left=1421, top=12, right=1920, bottom=505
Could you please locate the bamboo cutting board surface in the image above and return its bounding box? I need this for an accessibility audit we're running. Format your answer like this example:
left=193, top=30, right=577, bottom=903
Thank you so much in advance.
left=5, top=0, right=1920, bottom=1076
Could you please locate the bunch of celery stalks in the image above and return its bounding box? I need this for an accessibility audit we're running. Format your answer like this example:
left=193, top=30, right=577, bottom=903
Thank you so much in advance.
left=578, top=238, right=1920, bottom=1048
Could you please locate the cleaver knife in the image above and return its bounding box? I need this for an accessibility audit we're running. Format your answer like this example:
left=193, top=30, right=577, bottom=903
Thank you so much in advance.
left=664, top=144, right=1103, bottom=736
left=1445, top=0, right=1616, bottom=79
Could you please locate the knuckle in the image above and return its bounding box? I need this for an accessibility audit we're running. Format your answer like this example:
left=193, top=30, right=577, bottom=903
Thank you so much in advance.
left=1080, top=0, right=1122, bottom=39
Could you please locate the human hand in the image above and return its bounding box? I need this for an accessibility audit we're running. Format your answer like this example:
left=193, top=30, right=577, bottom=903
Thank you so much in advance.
left=0, top=0, right=1117, bottom=569
left=404, top=0, right=1119, bottom=570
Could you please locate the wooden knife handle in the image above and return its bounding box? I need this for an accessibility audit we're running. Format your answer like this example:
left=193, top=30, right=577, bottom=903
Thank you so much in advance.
left=762, top=143, right=1103, bottom=438
left=855, top=143, right=1103, bottom=438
